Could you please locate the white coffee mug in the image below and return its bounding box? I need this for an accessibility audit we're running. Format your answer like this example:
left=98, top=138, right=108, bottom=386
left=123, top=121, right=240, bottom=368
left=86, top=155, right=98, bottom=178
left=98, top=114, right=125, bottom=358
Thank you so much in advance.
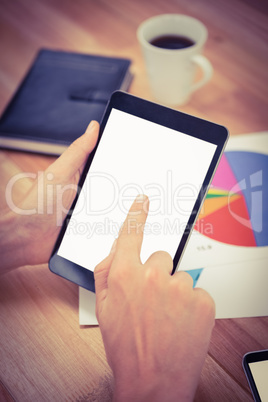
left=137, top=14, right=213, bottom=106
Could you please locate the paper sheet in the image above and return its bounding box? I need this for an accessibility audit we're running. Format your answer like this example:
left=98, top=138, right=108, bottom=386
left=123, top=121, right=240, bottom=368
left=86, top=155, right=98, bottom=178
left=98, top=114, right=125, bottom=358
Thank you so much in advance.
left=79, top=132, right=268, bottom=324
left=186, top=259, right=268, bottom=319
left=79, top=287, right=98, bottom=326
left=180, top=132, right=268, bottom=270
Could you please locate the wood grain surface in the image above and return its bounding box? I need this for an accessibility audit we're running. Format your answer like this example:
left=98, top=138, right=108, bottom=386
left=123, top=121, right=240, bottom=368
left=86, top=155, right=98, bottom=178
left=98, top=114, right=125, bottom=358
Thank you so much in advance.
left=0, top=0, right=267, bottom=401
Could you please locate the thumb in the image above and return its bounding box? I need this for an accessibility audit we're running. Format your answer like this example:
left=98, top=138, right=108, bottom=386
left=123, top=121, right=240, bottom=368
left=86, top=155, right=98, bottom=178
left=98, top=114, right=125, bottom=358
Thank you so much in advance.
left=50, top=120, right=99, bottom=179
left=94, top=239, right=117, bottom=319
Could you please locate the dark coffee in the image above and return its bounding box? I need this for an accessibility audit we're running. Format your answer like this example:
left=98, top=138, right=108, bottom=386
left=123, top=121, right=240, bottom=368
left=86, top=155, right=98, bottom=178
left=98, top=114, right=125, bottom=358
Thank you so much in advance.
left=150, top=35, right=195, bottom=50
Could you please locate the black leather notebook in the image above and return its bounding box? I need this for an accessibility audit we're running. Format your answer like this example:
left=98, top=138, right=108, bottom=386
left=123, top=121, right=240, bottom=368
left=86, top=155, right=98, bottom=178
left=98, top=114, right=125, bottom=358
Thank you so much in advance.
left=0, top=49, right=132, bottom=155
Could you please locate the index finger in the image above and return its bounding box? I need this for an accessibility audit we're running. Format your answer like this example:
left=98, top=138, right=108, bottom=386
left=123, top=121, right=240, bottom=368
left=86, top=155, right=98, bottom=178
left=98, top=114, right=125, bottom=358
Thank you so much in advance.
left=116, top=194, right=149, bottom=264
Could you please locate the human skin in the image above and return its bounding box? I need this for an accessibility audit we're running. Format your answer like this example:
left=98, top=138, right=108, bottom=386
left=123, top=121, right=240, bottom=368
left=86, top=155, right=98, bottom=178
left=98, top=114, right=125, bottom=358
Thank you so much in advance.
left=95, top=195, right=215, bottom=402
left=0, top=120, right=99, bottom=274
left=0, top=123, right=215, bottom=401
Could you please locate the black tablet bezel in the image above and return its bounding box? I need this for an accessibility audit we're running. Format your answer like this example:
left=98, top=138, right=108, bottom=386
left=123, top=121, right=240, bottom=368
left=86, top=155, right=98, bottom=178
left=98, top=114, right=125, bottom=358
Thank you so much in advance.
left=243, top=349, right=268, bottom=402
left=49, top=90, right=229, bottom=291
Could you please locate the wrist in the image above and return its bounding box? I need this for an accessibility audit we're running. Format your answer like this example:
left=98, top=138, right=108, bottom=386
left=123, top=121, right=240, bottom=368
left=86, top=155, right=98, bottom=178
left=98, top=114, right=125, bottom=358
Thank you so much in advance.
left=113, top=373, right=195, bottom=402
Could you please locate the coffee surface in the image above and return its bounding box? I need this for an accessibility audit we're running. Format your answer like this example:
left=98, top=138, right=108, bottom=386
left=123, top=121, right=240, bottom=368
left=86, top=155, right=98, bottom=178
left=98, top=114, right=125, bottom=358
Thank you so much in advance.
left=150, top=35, right=195, bottom=50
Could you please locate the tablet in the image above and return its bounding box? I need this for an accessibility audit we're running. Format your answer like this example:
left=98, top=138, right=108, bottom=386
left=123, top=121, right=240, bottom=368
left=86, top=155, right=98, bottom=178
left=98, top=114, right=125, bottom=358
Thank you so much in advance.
left=49, top=91, right=229, bottom=291
left=243, top=350, right=268, bottom=402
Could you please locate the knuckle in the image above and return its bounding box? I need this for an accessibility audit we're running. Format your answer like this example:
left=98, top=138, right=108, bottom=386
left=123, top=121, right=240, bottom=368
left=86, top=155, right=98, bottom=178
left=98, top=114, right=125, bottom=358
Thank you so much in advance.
left=94, top=261, right=104, bottom=276
left=172, top=280, right=192, bottom=306
left=108, top=260, right=134, bottom=284
left=144, top=264, right=162, bottom=284
left=109, top=265, right=125, bottom=283
left=173, top=273, right=191, bottom=291
left=94, top=261, right=108, bottom=283
left=196, top=289, right=216, bottom=319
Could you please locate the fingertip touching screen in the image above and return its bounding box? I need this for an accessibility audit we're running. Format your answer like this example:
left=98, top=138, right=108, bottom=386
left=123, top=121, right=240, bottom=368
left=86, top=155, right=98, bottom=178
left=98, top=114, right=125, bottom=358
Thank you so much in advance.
left=57, top=108, right=217, bottom=271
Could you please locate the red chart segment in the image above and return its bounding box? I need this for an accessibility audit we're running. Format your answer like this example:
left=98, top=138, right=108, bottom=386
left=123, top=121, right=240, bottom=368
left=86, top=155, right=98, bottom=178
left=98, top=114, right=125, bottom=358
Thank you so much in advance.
left=195, top=194, right=257, bottom=246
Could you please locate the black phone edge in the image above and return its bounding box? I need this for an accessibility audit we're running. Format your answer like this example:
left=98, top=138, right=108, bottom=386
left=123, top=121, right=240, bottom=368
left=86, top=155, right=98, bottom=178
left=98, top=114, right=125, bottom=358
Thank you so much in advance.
left=171, top=138, right=228, bottom=274
left=242, top=349, right=268, bottom=402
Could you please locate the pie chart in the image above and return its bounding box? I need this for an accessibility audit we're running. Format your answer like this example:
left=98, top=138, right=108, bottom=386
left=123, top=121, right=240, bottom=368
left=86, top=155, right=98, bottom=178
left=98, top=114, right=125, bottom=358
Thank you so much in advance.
left=194, top=151, right=268, bottom=247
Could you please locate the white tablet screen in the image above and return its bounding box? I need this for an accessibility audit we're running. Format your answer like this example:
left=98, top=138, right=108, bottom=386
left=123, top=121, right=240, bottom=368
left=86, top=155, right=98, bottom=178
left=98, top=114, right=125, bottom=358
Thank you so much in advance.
left=58, top=108, right=217, bottom=271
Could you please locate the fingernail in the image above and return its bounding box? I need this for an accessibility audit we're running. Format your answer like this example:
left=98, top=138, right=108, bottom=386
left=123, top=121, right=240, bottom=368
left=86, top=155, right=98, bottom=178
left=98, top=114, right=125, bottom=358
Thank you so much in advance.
left=86, top=120, right=96, bottom=132
left=135, top=194, right=149, bottom=213
left=135, top=194, right=147, bottom=202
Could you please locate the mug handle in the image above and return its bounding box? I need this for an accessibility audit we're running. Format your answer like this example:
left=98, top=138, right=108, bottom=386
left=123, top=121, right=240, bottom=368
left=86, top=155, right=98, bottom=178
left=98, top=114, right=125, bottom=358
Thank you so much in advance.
left=191, top=54, right=213, bottom=92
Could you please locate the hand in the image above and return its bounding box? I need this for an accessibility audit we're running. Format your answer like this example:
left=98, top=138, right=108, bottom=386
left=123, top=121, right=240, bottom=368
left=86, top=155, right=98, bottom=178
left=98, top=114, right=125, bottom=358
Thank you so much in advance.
left=94, top=195, right=215, bottom=402
left=0, top=121, right=99, bottom=272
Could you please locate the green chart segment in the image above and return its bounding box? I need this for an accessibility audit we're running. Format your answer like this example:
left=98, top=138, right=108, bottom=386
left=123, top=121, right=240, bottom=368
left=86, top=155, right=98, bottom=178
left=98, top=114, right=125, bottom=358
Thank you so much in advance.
left=195, top=151, right=268, bottom=247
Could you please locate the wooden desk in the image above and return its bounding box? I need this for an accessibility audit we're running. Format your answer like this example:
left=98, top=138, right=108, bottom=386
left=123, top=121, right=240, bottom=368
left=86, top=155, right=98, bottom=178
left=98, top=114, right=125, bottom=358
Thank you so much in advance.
left=0, top=0, right=267, bottom=400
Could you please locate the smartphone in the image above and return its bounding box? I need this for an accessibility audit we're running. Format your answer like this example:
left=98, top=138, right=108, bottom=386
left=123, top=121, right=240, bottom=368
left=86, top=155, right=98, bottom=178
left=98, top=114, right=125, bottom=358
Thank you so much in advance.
left=49, top=91, right=229, bottom=291
left=243, top=349, right=268, bottom=402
